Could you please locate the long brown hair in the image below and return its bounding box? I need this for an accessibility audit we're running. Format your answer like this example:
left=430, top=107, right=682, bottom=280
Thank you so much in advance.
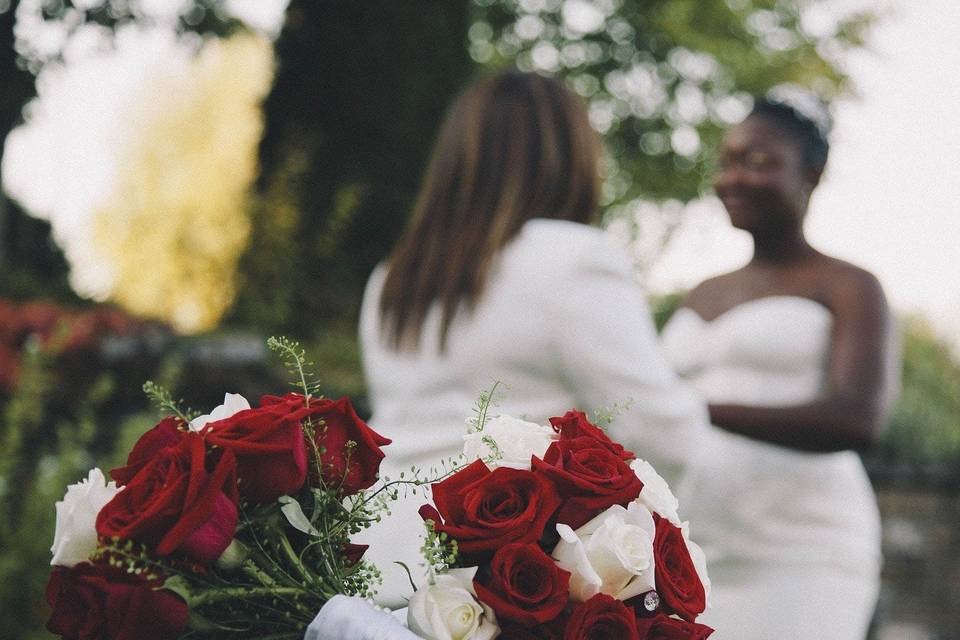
left=379, top=70, right=601, bottom=350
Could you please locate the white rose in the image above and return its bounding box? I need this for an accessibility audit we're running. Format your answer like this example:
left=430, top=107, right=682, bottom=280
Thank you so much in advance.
left=630, top=458, right=681, bottom=525
left=681, top=522, right=712, bottom=607
left=552, top=502, right=657, bottom=603
left=407, top=568, right=499, bottom=640
left=462, top=414, right=557, bottom=470
left=50, top=468, right=120, bottom=567
left=189, top=392, right=251, bottom=432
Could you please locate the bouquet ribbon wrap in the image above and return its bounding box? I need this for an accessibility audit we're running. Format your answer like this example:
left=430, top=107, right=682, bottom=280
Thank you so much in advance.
left=305, top=595, right=418, bottom=640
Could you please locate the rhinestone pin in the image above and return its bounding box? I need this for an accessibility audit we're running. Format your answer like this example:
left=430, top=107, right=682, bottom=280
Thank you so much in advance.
left=643, top=591, right=660, bottom=612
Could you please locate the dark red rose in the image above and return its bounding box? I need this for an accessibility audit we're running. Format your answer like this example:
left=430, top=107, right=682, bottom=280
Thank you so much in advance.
left=261, top=394, right=391, bottom=496
left=97, top=433, right=239, bottom=564
left=202, top=399, right=309, bottom=503
left=550, top=410, right=636, bottom=461
left=652, top=516, right=706, bottom=622
left=532, top=437, right=643, bottom=529
left=343, top=542, right=368, bottom=566
left=419, top=460, right=561, bottom=557
left=473, top=543, right=570, bottom=627
left=110, top=417, right=186, bottom=485
left=46, top=562, right=187, bottom=640
left=500, top=619, right=566, bottom=639
left=635, top=613, right=714, bottom=639
left=564, top=593, right=640, bottom=640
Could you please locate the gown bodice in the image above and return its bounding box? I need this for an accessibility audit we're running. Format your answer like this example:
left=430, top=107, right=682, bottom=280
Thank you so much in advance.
left=661, top=296, right=881, bottom=575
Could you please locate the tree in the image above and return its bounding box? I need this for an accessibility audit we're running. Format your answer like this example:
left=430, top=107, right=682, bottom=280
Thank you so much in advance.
left=233, top=0, right=868, bottom=337
left=229, top=1, right=475, bottom=335
left=7, top=0, right=868, bottom=337
left=471, top=0, right=869, bottom=205
left=0, top=1, right=73, bottom=302
left=0, top=0, right=244, bottom=304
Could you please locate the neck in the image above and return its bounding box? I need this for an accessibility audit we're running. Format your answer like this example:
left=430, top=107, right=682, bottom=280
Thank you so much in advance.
left=750, top=224, right=814, bottom=264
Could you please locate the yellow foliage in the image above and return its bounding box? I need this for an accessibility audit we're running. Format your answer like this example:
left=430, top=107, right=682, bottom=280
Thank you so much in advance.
left=93, top=33, right=275, bottom=333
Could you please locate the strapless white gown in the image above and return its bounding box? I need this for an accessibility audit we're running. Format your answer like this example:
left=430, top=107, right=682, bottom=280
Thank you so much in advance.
left=661, top=296, right=881, bottom=639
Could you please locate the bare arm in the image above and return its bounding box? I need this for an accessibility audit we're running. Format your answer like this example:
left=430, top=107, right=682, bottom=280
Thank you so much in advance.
left=708, top=272, right=899, bottom=452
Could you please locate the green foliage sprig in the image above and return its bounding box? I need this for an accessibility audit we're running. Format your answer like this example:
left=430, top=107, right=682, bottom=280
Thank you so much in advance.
left=267, top=336, right=323, bottom=399
left=420, top=519, right=459, bottom=586
left=142, top=380, right=199, bottom=422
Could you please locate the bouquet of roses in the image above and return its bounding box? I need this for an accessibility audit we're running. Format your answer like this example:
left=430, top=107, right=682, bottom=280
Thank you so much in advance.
left=44, top=338, right=395, bottom=640
left=406, top=409, right=714, bottom=640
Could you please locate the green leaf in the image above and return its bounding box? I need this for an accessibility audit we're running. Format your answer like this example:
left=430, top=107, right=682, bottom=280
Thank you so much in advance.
left=277, top=495, right=321, bottom=536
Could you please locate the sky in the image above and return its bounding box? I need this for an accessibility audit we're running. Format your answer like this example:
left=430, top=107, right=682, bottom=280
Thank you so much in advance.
left=645, top=0, right=960, bottom=352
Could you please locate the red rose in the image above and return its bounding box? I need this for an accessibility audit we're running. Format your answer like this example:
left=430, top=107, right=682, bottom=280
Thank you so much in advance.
left=262, top=394, right=391, bottom=496
left=564, top=593, right=640, bottom=640
left=97, top=433, right=239, bottom=564
left=532, top=437, right=643, bottom=529
left=550, top=410, right=636, bottom=461
left=474, top=543, right=570, bottom=626
left=110, top=417, right=186, bottom=485
left=635, top=613, right=714, bottom=639
left=499, top=619, right=566, bottom=639
left=202, top=399, right=309, bottom=503
left=652, top=516, right=706, bottom=622
left=46, top=562, right=187, bottom=640
left=343, top=542, right=368, bottom=566
left=419, top=460, right=561, bottom=557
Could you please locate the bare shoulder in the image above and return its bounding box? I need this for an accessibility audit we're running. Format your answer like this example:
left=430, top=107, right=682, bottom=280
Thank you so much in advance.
left=819, top=256, right=889, bottom=315
left=682, top=270, right=746, bottom=309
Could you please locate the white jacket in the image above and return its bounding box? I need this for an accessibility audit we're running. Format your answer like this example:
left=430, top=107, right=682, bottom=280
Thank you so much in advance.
left=356, top=218, right=708, bottom=607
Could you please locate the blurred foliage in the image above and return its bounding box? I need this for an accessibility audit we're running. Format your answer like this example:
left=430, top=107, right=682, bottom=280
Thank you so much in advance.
left=878, top=317, right=960, bottom=467
left=471, top=0, right=870, bottom=206
left=92, top=33, right=273, bottom=333
left=651, top=289, right=684, bottom=331
left=0, top=336, right=155, bottom=640
left=0, top=324, right=290, bottom=637
left=229, top=0, right=475, bottom=336
left=234, top=0, right=871, bottom=338
left=13, top=0, right=245, bottom=73
left=2, top=0, right=870, bottom=336
left=0, top=2, right=75, bottom=303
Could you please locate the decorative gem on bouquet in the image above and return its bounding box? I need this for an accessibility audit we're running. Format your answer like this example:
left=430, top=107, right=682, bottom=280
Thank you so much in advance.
left=410, top=402, right=714, bottom=639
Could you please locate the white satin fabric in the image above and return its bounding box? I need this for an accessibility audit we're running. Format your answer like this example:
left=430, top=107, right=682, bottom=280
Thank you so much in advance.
left=355, top=219, right=709, bottom=608
left=305, top=596, right=416, bottom=640
left=661, top=297, right=882, bottom=639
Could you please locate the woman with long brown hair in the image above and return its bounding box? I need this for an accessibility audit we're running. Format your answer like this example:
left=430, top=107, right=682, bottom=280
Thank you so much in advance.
left=355, top=69, right=710, bottom=606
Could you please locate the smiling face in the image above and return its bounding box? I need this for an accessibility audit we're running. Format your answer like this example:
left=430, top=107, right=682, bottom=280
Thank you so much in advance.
left=714, top=115, right=819, bottom=234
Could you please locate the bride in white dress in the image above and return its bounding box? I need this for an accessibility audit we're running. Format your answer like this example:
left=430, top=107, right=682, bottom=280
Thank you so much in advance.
left=352, top=70, right=710, bottom=612
left=661, top=96, right=900, bottom=639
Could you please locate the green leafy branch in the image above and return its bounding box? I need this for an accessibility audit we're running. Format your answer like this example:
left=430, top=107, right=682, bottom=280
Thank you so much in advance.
left=142, top=380, right=199, bottom=422
left=466, top=381, right=505, bottom=433
left=267, top=336, right=323, bottom=400
left=420, top=519, right=459, bottom=586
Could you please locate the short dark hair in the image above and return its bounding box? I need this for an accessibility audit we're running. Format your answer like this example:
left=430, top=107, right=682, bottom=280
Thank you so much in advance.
left=750, top=98, right=830, bottom=172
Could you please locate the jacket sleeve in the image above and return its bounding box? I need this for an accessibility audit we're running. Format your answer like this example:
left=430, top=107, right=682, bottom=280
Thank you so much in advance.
left=548, top=235, right=710, bottom=494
